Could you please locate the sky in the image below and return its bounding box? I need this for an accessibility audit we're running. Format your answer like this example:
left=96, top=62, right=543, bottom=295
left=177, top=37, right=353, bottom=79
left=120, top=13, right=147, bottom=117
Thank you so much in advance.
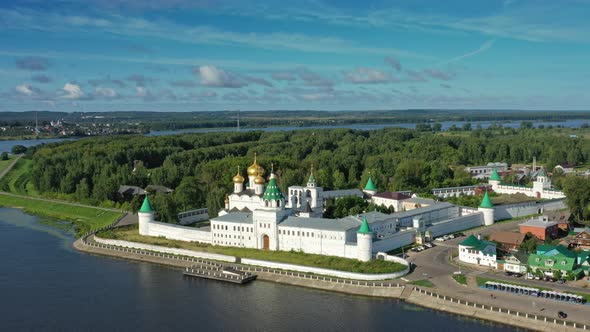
left=1, top=0, right=589, bottom=112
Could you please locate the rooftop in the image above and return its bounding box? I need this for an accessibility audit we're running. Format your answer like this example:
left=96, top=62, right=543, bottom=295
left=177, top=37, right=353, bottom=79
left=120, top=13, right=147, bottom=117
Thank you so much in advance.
left=489, top=231, right=526, bottom=246
left=280, top=216, right=360, bottom=232
left=372, top=191, right=410, bottom=200
left=520, top=217, right=558, bottom=229
left=212, top=212, right=253, bottom=224
left=322, top=189, right=364, bottom=198
left=392, top=202, right=454, bottom=219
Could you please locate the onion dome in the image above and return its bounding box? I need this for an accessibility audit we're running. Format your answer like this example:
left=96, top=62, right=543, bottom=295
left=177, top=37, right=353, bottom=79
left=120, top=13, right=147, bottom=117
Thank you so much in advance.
left=232, top=166, right=244, bottom=183
left=247, top=153, right=265, bottom=176
left=254, top=173, right=266, bottom=184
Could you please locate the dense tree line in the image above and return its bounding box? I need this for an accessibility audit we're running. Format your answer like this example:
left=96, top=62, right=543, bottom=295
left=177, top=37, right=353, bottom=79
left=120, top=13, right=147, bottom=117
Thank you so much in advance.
left=26, top=126, right=590, bottom=222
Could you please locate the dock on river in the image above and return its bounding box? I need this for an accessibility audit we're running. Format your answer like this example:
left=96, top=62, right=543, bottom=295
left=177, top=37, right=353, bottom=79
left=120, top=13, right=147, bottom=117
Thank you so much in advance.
left=183, top=263, right=257, bottom=284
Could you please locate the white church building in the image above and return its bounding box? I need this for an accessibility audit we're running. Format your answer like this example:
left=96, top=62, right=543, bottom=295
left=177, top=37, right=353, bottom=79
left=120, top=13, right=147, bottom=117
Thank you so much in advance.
left=138, top=157, right=499, bottom=262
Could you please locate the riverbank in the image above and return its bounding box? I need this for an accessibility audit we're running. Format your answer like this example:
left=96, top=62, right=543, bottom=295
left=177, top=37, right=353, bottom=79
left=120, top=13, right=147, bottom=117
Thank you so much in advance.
left=73, top=232, right=587, bottom=331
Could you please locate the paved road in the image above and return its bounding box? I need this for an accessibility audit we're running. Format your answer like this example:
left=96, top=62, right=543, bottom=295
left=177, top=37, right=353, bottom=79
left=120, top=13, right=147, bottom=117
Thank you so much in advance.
left=405, top=219, right=590, bottom=325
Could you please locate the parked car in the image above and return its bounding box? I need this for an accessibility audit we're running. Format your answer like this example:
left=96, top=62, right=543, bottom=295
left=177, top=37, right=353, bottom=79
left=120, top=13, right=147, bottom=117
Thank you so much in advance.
left=455, top=232, right=465, bottom=237
left=424, top=243, right=433, bottom=248
left=512, top=273, right=522, bottom=278
left=558, top=311, right=567, bottom=319
left=558, top=279, right=565, bottom=284
left=448, top=234, right=455, bottom=239
left=505, top=271, right=513, bottom=276
left=525, top=273, right=534, bottom=280
left=435, top=237, right=445, bottom=242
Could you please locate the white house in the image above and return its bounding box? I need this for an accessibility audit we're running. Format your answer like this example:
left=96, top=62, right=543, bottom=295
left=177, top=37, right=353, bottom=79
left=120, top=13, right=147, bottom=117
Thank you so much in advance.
left=458, top=234, right=497, bottom=268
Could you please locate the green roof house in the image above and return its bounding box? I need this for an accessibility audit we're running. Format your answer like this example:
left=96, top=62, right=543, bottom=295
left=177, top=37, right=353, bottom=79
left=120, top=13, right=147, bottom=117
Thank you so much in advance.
left=458, top=235, right=497, bottom=268
left=528, top=245, right=584, bottom=276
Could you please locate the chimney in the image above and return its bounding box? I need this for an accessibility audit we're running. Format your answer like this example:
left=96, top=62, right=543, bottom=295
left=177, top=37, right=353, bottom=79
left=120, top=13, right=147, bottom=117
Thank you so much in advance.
left=477, top=233, right=482, bottom=240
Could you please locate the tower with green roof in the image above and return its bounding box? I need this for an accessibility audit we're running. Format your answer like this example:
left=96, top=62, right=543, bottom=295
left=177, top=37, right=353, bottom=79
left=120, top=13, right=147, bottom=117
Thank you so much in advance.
left=363, top=173, right=378, bottom=196
left=357, top=216, right=373, bottom=262
left=478, top=191, right=495, bottom=226
left=488, top=168, right=502, bottom=191
left=262, top=173, right=284, bottom=209
left=138, top=195, right=155, bottom=236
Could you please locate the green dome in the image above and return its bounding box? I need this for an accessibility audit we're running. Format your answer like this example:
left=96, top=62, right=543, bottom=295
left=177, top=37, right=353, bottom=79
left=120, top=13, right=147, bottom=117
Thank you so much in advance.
left=140, top=196, right=154, bottom=213
left=479, top=191, right=493, bottom=209
left=490, top=168, right=502, bottom=181
left=358, top=216, right=372, bottom=234
left=364, top=175, right=376, bottom=191
left=262, top=177, right=283, bottom=201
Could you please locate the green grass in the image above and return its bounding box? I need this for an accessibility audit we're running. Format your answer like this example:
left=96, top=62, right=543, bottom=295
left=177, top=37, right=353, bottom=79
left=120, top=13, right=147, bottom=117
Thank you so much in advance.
left=0, top=156, right=15, bottom=173
left=0, top=158, right=38, bottom=196
left=98, top=225, right=407, bottom=275
left=452, top=274, right=467, bottom=285
left=0, top=193, right=121, bottom=235
left=409, top=279, right=435, bottom=288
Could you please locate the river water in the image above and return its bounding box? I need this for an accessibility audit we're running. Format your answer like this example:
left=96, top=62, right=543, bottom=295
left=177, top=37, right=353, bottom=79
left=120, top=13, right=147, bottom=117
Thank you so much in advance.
left=147, top=119, right=589, bottom=136
left=0, top=208, right=518, bottom=332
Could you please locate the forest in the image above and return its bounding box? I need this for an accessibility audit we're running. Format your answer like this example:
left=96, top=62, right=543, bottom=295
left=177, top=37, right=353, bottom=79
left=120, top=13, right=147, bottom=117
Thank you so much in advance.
left=10, top=125, right=590, bottom=223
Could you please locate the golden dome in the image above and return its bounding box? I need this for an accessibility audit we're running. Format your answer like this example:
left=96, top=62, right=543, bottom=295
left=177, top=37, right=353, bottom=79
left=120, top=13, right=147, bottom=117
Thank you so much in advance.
left=232, top=166, right=244, bottom=183
left=247, top=153, right=265, bottom=176
left=254, top=174, right=266, bottom=184
left=233, top=173, right=244, bottom=183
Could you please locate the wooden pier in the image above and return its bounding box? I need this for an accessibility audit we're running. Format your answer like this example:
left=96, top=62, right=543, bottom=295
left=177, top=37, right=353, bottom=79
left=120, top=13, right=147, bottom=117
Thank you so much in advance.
left=183, top=263, right=257, bottom=284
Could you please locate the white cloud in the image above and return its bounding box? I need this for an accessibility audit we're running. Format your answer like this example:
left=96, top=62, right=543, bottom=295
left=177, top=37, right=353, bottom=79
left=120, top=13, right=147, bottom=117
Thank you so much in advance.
left=444, top=39, right=495, bottom=64
left=345, top=67, right=395, bottom=84
left=198, top=65, right=246, bottom=88
left=15, top=84, right=38, bottom=96
left=135, top=86, right=148, bottom=97
left=94, top=87, right=119, bottom=98
left=59, top=83, right=85, bottom=99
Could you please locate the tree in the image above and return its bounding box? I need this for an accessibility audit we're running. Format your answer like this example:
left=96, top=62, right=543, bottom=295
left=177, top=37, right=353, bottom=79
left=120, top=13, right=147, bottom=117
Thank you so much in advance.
left=552, top=269, right=563, bottom=280
left=519, top=234, right=538, bottom=253
left=11, top=145, right=26, bottom=154
left=562, top=176, right=590, bottom=223
left=0, top=152, right=8, bottom=160
left=462, top=123, right=472, bottom=131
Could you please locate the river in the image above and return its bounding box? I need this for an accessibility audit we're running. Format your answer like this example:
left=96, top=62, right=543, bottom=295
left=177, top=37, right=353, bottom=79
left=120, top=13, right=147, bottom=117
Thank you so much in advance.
left=0, top=208, right=518, bottom=331
left=147, top=119, right=589, bottom=136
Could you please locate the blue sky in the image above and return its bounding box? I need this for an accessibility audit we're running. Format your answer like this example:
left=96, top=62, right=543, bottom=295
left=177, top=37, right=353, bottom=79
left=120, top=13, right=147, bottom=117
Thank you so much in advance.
left=1, top=0, right=589, bottom=112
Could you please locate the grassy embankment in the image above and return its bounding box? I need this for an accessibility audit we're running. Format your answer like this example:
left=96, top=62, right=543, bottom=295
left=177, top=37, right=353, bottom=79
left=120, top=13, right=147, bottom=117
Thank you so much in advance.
left=0, top=158, right=121, bottom=235
left=97, top=224, right=407, bottom=274
left=0, top=156, right=16, bottom=173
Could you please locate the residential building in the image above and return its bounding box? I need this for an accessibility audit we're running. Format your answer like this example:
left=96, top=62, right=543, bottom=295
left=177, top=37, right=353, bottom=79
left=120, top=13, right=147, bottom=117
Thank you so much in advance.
left=489, top=231, right=526, bottom=251
left=528, top=245, right=584, bottom=277
left=519, top=216, right=559, bottom=240
left=458, top=235, right=497, bottom=268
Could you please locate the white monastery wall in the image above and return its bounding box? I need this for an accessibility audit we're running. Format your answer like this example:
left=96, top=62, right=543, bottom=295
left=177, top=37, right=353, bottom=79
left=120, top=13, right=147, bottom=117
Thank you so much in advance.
left=147, top=221, right=212, bottom=243
left=372, top=229, right=416, bottom=252
left=427, top=213, right=484, bottom=238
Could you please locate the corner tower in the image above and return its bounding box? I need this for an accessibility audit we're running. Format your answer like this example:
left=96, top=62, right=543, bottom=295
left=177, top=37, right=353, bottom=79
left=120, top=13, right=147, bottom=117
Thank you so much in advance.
left=138, top=195, right=155, bottom=235
left=489, top=168, right=501, bottom=191
left=363, top=173, right=377, bottom=197
left=357, top=216, right=373, bottom=262
left=478, top=191, right=495, bottom=226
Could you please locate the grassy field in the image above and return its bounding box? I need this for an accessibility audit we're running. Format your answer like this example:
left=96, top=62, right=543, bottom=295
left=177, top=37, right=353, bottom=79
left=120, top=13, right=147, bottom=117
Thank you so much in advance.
left=0, top=156, right=15, bottom=173
left=0, top=193, right=121, bottom=235
left=97, top=225, right=407, bottom=274
left=409, top=279, right=435, bottom=287
left=452, top=274, right=467, bottom=285
left=0, top=158, right=38, bottom=196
